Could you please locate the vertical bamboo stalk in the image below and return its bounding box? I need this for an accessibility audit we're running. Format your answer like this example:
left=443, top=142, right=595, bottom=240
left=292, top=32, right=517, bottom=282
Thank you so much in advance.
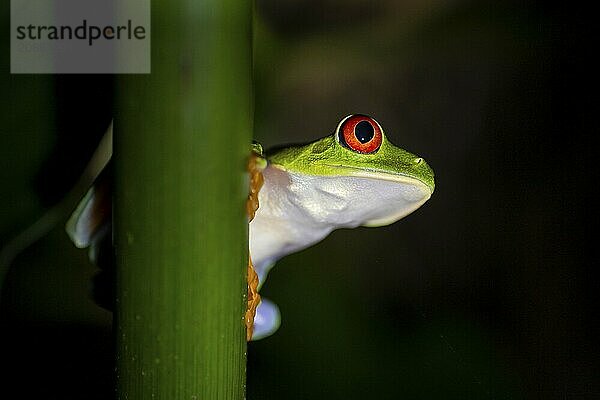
left=114, top=0, right=252, bottom=398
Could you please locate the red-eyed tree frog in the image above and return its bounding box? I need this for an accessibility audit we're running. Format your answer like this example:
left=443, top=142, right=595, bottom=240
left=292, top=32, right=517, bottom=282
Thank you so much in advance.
left=65, top=114, right=435, bottom=340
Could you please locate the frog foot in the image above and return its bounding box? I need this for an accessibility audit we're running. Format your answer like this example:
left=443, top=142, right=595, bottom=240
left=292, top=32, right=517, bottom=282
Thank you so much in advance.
left=246, top=143, right=265, bottom=221
left=245, top=147, right=266, bottom=341
left=245, top=257, right=261, bottom=340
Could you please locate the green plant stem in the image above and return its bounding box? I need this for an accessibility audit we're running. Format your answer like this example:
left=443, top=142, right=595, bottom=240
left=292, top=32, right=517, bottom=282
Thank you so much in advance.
left=114, top=0, right=252, bottom=398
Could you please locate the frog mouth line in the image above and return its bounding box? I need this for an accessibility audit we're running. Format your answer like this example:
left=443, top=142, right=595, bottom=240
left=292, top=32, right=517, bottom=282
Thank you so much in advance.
left=322, top=164, right=434, bottom=193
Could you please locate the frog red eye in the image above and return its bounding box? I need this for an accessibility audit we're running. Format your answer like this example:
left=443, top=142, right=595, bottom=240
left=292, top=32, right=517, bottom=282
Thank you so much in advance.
left=337, top=115, right=383, bottom=154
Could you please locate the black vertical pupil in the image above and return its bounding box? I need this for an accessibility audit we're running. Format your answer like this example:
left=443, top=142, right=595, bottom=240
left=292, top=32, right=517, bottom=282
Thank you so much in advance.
left=354, top=120, right=374, bottom=143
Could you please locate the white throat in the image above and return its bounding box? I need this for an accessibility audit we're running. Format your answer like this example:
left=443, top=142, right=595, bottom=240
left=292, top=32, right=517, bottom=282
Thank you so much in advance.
left=249, top=165, right=431, bottom=283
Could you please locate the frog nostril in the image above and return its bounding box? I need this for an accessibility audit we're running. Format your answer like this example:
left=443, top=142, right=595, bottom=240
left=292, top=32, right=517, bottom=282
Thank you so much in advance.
left=413, top=157, right=423, bottom=165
